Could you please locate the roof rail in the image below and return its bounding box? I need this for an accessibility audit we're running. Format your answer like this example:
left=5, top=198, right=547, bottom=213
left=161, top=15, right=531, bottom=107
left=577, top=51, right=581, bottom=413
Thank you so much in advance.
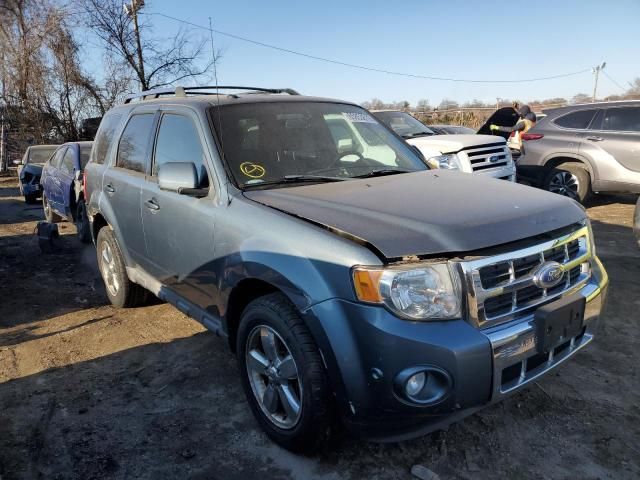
left=123, top=86, right=300, bottom=103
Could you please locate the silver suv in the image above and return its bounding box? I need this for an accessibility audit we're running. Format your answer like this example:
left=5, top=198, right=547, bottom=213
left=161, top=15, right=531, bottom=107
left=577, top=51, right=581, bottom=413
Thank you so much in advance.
left=517, top=101, right=640, bottom=203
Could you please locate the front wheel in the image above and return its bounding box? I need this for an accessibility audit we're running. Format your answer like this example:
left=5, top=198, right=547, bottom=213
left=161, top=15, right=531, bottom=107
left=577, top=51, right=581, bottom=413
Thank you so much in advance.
left=76, top=200, right=91, bottom=244
left=544, top=163, right=592, bottom=204
left=96, top=227, right=148, bottom=308
left=237, top=293, right=332, bottom=452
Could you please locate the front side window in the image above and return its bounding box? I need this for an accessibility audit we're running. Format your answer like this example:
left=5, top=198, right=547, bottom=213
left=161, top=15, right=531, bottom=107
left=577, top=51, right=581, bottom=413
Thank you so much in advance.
left=50, top=148, right=66, bottom=168
left=92, top=113, right=123, bottom=165
left=554, top=110, right=597, bottom=130
left=602, top=107, right=640, bottom=132
left=117, top=114, right=155, bottom=173
left=61, top=148, right=75, bottom=175
left=153, top=114, right=209, bottom=187
left=211, top=102, right=427, bottom=188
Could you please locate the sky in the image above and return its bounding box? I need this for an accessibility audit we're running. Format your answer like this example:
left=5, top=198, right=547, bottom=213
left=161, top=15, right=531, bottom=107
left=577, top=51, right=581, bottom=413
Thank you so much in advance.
left=80, top=0, right=640, bottom=106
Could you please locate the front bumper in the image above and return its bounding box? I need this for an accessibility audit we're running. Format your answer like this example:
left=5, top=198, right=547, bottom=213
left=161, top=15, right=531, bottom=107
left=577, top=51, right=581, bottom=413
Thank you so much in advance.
left=475, top=164, right=516, bottom=182
left=305, top=256, right=608, bottom=442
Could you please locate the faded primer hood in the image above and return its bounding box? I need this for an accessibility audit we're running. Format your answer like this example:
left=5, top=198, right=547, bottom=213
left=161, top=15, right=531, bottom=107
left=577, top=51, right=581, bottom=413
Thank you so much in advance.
left=243, top=171, right=586, bottom=260
left=20, top=163, right=43, bottom=177
left=407, top=134, right=505, bottom=154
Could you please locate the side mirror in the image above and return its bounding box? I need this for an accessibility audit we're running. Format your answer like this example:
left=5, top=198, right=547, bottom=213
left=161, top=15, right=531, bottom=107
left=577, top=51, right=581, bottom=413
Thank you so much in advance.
left=158, top=162, right=198, bottom=193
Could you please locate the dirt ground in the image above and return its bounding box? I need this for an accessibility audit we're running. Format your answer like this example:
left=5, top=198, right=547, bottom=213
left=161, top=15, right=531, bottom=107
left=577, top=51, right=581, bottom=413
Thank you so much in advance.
left=0, top=175, right=638, bottom=480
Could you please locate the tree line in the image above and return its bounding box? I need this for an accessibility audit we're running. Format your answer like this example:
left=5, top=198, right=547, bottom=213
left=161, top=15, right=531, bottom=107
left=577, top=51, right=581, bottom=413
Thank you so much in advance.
left=0, top=0, right=216, bottom=168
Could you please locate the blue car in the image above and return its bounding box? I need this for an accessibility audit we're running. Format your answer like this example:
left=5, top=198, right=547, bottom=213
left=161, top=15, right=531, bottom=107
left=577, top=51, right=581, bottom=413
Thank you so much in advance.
left=41, top=141, right=93, bottom=243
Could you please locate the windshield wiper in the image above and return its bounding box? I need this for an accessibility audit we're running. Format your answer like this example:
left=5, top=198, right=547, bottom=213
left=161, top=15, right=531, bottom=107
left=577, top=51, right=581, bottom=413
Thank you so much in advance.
left=354, top=169, right=413, bottom=178
left=403, top=132, right=433, bottom=138
left=243, top=175, right=348, bottom=188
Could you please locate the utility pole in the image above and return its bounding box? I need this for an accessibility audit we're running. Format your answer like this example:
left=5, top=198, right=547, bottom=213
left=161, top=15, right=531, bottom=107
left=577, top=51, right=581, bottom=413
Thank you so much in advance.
left=124, top=0, right=146, bottom=89
left=592, top=62, right=606, bottom=102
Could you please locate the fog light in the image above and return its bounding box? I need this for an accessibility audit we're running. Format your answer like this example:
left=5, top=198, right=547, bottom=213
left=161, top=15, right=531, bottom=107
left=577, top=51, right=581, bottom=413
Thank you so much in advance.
left=405, top=372, right=426, bottom=397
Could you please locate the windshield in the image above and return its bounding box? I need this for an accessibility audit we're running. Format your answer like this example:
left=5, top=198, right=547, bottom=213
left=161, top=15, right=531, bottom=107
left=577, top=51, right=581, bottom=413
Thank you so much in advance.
left=373, top=111, right=434, bottom=138
left=211, top=102, right=427, bottom=188
left=443, top=126, right=475, bottom=134
left=28, top=146, right=57, bottom=165
left=80, top=144, right=92, bottom=169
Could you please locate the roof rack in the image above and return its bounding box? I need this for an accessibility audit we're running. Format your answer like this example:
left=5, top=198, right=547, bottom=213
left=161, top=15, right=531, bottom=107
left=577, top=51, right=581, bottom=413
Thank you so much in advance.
left=123, top=86, right=300, bottom=103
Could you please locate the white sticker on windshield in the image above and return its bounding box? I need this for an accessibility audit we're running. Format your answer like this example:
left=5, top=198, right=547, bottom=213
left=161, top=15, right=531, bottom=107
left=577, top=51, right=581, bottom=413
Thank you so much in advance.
left=342, top=112, right=377, bottom=124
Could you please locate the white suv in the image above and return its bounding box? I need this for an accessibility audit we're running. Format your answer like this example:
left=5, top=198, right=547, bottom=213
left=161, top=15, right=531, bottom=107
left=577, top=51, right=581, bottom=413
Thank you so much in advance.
left=373, top=110, right=516, bottom=181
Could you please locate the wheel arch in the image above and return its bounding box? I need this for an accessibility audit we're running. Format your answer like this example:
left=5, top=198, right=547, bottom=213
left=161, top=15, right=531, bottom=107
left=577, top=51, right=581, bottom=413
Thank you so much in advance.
left=542, top=153, right=596, bottom=185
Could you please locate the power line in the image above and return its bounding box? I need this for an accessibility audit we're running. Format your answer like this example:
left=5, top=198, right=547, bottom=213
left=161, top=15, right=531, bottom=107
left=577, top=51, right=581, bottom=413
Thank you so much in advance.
left=144, top=11, right=592, bottom=84
left=602, top=70, right=627, bottom=92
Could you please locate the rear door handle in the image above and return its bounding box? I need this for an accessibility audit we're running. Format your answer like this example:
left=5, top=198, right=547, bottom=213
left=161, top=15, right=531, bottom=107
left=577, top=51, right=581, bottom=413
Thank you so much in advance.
left=144, top=198, right=160, bottom=211
left=586, top=136, right=604, bottom=142
left=104, top=183, right=115, bottom=193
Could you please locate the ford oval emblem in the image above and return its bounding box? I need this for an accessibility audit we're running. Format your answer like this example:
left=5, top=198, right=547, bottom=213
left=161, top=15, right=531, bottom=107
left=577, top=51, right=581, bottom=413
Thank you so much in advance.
left=532, top=262, right=564, bottom=289
left=488, top=155, right=500, bottom=163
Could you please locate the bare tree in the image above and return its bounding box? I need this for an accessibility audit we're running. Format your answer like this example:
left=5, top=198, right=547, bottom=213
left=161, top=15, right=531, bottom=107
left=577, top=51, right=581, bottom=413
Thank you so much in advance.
left=80, top=0, right=217, bottom=91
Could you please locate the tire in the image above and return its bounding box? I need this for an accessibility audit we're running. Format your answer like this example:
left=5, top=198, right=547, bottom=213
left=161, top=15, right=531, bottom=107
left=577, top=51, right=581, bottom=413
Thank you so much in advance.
left=543, top=162, right=592, bottom=204
left=24, top=194, right=38, bottom=204
left=42, top=194, right=61, bottom=223
left=237, top=293, right=332, bottom=453
left=96, top=227, right=148, bottom=308
left=76, top=200, right=92, bottom=244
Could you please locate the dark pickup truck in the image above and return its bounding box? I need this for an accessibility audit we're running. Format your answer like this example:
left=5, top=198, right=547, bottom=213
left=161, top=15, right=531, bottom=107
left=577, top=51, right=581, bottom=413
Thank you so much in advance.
left=85, top=86, right=608, bottom=452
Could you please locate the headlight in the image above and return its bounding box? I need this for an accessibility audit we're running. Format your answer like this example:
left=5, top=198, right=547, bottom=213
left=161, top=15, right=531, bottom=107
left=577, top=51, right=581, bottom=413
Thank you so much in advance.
left=426, top=154, right=461, bottom=170
left=352, top=263, right=462, bottom=320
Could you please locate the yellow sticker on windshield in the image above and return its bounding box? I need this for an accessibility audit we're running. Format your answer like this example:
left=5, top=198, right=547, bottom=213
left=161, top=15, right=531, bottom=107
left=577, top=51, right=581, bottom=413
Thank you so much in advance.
left=240, top=162, right=266, bottom=178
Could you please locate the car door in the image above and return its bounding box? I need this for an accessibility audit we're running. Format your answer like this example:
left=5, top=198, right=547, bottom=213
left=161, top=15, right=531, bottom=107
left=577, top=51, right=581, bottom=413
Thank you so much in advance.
left=105, top=112, right=157, bottom=265
left=57, top=146, right=77, bottom=217
left=45, top=147, right=67, bottom=210
left=579, top=106, right=640, bottom=173
left=139, top=109, right=216, bottom=309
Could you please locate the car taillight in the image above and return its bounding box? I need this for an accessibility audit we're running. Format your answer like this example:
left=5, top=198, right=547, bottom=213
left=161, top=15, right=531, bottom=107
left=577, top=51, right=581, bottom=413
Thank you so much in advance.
left=82, top=171, right=87, bottom=199
left=521, top=133, right=544, bottom=141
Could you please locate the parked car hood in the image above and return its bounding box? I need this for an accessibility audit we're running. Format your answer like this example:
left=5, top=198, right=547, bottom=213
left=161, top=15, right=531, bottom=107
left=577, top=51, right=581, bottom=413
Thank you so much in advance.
left=20, top=163, right=43, bottom=177
left=243, top=171, right=585, bottom=260
left=407, top=134, right=505, bottom=154
left=477, top=107, right=520, bottom=140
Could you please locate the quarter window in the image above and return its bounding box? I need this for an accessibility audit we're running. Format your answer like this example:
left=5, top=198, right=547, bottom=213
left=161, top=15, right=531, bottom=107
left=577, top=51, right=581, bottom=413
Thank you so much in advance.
left=51, top=148, right=66, bottom=168
left=117, top=114, right=155, bottom=173
left=554, top=110, right=597, bottom=129
left=602, top=107, right=640, bottom=132
left=154, top=114, right=209, bottom=186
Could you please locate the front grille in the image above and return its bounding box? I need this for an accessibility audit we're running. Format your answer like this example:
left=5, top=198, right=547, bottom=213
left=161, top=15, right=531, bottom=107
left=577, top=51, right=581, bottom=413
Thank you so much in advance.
left=461, top=143, right=512, bottom=172
left=459, top=226, right=592, bottom=328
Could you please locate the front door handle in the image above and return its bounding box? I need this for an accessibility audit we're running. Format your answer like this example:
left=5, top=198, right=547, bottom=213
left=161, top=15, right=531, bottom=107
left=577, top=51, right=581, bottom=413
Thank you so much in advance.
left=144, top=199, right=160, bottom=211
left=104, top=183, right=115, bottom=193
left=586, top=136, right=604, bottom=142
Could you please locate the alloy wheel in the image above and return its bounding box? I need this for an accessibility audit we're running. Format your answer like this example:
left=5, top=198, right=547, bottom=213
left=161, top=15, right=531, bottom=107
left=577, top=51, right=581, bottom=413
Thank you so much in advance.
left=548, top=171, right=580, bottom=200
left=245, top=325, right=303, bottom=429
left=99, top=242, right=119, bottom=296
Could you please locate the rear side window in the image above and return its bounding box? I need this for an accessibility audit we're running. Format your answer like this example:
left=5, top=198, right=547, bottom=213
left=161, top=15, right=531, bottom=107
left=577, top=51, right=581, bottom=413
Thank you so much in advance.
left=117, top=114, right=155, bottom=173
left=153, top=114, right=208, bottom=187
left=554, top=110, right=597, bottom=129
left=92, top=114, right=122, bottom=165
left=602, top=107, right=640, bottom=132
left=61, top=148, right=75, bottom=175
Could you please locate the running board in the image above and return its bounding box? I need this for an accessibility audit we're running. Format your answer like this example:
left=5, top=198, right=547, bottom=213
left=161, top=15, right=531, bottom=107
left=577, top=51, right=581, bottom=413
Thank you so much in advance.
left=126, top=266, right=226, bottom=338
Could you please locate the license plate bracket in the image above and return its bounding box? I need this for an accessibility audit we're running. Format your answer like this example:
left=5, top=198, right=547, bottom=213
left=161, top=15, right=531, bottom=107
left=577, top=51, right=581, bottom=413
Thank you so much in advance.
left=535, top=294, right=586, bottom=354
